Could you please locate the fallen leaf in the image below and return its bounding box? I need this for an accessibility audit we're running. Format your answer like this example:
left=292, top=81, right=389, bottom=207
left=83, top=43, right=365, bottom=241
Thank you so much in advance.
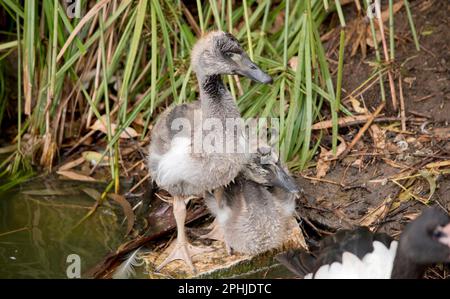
left=419, top=170, right=437, bottom=202
left=394, top=178, right=429, bottom=204
left=349, top=96, right=367, bottom=114
left=81, top=188, right=102, bottom=201
left=316, top=147, right=331, bottom=179
left=0, top=144, right=17, bottom=154
left=132, top=113, right=147, bottom=127
left=57, top=170, right=97, bottom=182
left=82, top=151, right=110, bottom=166
left=316, top=138, right=347, bottom=178
left=406, top=137, right=416, bottom=143
left=425, top=160, right=450, bottom=169
left=90, top=115, right=139, bottom=139
left=359, top=197, right=392, bottom=227
left=403, top=212, right=420, bottom=221
left=382, top=158, right=406, bottom=169
left=369, top=124, right=386, bottom=150
left=351, top=158, right=364, bottom=169
left=312, top=115, right=372, bottom=130
left=403, top=76, right=416, bottom=88
left=59, top=157, right=85, bottom=171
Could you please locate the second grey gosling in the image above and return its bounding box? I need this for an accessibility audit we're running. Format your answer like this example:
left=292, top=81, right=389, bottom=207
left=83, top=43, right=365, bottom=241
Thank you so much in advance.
left=205, top=150, right=300, bottom=255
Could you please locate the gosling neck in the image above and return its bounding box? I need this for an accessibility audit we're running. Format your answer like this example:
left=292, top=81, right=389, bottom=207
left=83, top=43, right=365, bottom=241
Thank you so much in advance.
left=197, top=73, right=240, bottom=120
left=390, top=244, right=426, bottom=279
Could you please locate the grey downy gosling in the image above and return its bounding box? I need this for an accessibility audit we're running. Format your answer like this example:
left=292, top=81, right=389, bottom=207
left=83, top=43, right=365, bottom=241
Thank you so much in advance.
left=148, top=31, right=272, bottom=271
left=276, top=207, right=450, bottom=279
left=204, top=147, right=301, bottom=255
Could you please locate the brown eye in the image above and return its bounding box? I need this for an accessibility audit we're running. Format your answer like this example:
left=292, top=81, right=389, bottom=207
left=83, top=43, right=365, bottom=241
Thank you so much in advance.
left=224, top=52, right=233, bottom=58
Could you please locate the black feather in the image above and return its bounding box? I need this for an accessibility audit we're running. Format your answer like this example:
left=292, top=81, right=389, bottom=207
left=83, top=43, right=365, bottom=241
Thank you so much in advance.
left=216, top=33, right=241, bottom=54
left=224, top=32, right=238, bottom=43
left=202, top=75, right=225, bottom=99
left=277, top=227, right=395, bottom=277
left=275, top=249, right=317, bottom=278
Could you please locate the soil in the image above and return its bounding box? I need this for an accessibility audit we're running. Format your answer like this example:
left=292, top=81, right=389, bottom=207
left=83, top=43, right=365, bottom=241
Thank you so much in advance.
left=295, top=0, right=450, bottom=279
left=340, top=0, right=449, bottom=120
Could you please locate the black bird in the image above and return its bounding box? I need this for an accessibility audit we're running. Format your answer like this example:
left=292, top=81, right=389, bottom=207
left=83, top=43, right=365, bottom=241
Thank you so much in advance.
left=276, top=207, right=450, bottom=279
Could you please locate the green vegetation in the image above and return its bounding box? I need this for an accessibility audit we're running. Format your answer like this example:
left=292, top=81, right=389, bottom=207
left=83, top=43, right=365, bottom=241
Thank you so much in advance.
left=0, top=0, right=418, bottom=192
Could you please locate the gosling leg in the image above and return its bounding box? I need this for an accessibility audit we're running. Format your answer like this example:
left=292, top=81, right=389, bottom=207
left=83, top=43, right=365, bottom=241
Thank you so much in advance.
left=156, top=196, right=211, bottom=273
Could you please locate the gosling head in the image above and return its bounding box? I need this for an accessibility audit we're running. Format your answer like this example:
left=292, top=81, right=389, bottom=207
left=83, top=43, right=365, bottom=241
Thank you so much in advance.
left=191, top=31, right=272, bottom=84
left=257, top=146, right=300, bottom=194
left=398, top=207, right=450, bottom=265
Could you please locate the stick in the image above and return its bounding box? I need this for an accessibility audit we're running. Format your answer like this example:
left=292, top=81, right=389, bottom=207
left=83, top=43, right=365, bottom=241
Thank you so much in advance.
left=398, top=74, right=406, bottom=131
left=129, top=173, right=151, bottom=194
left=312, top=115, right=425, bottom=130
left=340, top=102, right=385, bottom=159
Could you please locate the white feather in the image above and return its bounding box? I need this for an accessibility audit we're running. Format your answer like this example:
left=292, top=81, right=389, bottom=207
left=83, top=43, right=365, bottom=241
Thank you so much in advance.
left=204, top=193, right=232, bottom=225
left=216, top=205, right=232, bottom=225
left=112, top=247, right=145, bottom=279
left=305, top=240, right=398, bottom=279
left=156, top=137, right=198, bottom=185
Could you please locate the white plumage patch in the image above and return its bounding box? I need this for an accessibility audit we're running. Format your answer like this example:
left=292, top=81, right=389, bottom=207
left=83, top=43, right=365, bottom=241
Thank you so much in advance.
left=156, top=137, right=196, bottom=185
left=305, top=241, right=398, bottom=279
left=215, top=205, right=232, bottom=225
left=280, top=196, right=296, bottom=216
left=204, top=193, right=232, bottom=224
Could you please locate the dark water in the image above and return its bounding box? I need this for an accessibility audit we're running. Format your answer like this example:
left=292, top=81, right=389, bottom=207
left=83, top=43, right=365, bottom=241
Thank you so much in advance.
left=0, top=179, right=125, bottom=278
left=0, top=178, right=296, bottom=279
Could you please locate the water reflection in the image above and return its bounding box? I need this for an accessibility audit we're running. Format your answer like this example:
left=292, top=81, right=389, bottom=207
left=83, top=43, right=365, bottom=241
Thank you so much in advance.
left=0, top=180, right=124, bottom=278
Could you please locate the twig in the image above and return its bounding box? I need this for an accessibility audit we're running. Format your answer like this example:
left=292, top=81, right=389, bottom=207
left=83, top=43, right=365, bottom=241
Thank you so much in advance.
left=301, top=174, right=370, bottom=192
left=339, top=102, right=385, bottom=159
left=299, top=214, right=332, bottom=236
left=348, top=152, right=386, bottom=157
left=0, top=226, right=30, bottom=237
left=125, top=160, right=145, bottom=173
left=342, top=68, right=388, bottom=103
left=301, top=174, right=341, bottom=186
left=413, top=94, right=434, bottom=103
left=398, top=74, right=406, bottom=131
left=65, top=130, right=96, bottom=156
left=411, top=153, right=450, bottom=160
left=408, top=110, right=430, bottom=119
left=129, top=173, right=151, bottom=194
left=312, top=115, right=425, bottom=130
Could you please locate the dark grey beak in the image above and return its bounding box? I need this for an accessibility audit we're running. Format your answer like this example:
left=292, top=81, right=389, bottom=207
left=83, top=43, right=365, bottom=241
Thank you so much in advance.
left=235, top=55, right=272, bottom=84
left=270, top=163, right=300, bottom=194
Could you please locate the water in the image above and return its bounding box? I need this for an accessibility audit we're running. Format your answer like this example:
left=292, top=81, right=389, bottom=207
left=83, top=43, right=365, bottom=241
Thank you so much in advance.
left=0, top=179, right=125, bottom=278
left=0, top=177, right=297, bottom=279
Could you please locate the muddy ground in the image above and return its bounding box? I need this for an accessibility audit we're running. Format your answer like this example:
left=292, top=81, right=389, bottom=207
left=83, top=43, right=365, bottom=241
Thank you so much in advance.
left=296, top=0, right=450, bottom=278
